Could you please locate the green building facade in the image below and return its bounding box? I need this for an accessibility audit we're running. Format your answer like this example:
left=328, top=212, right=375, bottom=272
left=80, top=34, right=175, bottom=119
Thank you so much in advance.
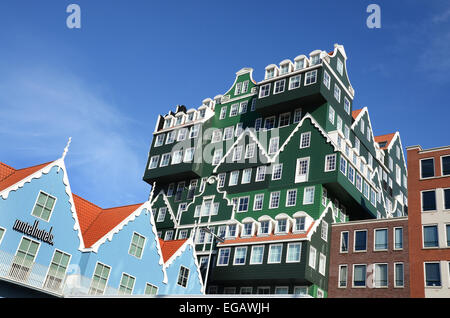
left=143, top=44, right=408, bottom=297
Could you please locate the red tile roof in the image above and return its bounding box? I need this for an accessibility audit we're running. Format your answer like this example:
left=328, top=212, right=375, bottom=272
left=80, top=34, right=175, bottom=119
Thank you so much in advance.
left=0, top=161, right=53, bottom=192
left=159, top=239, right=188, bottom=263
left=352, top=109, right=363, bottom=120
left=0, top=161, right=146, bottom=249
left=374, top=133, right=396, bottom=150
left=72, top=194, right=143, bottom=248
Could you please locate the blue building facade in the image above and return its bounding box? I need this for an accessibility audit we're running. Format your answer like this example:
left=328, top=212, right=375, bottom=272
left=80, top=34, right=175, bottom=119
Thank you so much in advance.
left=0, top=157, right=204, bottom=297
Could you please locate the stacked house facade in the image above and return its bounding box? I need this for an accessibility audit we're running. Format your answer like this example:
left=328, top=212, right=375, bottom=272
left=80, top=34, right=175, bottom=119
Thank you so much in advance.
left=143, top=44, right=408, bottom=297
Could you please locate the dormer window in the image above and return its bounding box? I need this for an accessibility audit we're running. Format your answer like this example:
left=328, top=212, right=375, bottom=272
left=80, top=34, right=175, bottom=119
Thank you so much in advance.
left=337, top=58, right=344, bottom=76
left=175, top=115, right=184, bottom=126
left=294, top=59, right=305, bottom=70
left=259, top=220, right=270, bottom=235
left=294, top=216, right=306, bottom=232
left=186, top=112, right=195, bottom=123
left=243, top=223, right=253, bottom=237
left=276, top=219, right=288, bottom=234
left=163, top=118, right=173, bottom=129
left=280, top=64, right=289, bottom=75
left=226, top=224, right=237, bottom=238
left=198, top=109, right=206, bottom=119
left=265, top=68, right=275, bottom=79
left=310, top=54, right=321, bottom=66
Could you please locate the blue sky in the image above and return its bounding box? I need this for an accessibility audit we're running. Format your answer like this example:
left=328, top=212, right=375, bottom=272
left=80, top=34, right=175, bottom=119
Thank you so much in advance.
left=0, top=0, right=449, bottom=207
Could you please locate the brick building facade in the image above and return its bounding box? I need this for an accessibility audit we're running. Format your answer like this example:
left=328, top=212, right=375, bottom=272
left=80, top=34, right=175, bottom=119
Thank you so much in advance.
left=328, top=217, right=409, bottom=298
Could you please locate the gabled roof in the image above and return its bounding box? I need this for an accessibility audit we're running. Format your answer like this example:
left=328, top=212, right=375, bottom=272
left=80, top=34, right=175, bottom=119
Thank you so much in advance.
left=374, top=133, right=396, bottom=150
left=72, top=194, right=144, bottom=248
left=0, top=161, right=54, bottom=192
left=159, top=239, right=188, bottom=263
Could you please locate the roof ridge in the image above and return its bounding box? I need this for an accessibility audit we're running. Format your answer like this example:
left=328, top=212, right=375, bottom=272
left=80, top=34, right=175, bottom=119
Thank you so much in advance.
left=102, top=202, right=145, bottom=211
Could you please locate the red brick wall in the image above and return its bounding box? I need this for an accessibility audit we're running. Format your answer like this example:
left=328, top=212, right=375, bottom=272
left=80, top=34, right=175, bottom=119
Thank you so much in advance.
left=328, top=218, right=409, bottom=298
left=407, top=146, right=450, bottom=298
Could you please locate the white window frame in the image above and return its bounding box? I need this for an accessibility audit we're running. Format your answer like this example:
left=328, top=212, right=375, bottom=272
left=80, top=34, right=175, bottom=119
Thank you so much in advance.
left=268, top=244, right=283, bottom=264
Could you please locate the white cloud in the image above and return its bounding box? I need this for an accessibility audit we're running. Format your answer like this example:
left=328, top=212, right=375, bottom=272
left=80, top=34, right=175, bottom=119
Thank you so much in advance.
left=0, top=66, right=150, bottom=207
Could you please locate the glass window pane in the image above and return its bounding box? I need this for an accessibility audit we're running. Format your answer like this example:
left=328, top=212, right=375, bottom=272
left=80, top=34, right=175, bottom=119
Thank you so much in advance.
left=354, top=231, right=367, bottom=251
left=375, top=229, right=388, bottom=250
left=423, top=226, right=439, bottom=247
left=444, top=189, right=450, bottom=210
left=421, top=159, right=434, bottom=178
left=425, top=263, right=441, bottom=287
left=422, top=191, right=436, bottom=211
left=442, top=156, right=450, bottom=176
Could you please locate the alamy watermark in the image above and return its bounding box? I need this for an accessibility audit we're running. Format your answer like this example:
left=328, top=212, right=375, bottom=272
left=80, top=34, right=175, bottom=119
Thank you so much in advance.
left=66, top=4, right=81, bottom=29
left=366, top=4, right=381, bottom=29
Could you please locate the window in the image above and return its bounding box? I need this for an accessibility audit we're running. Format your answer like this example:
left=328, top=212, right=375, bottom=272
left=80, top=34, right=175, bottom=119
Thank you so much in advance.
left=264, top=116, right=276, bottom=130
left=295, top=157, right=310, bottom=183
left=423, top=225, right=439, bottom=247
left=295, top=58, right=304, bottom=70
left=334, top=84, right=341, bottom=102
left=171, top=150, right=183, bottom=165
left=394, top=227, right=403, bottom=250
left=164, top=230, right=174, bottom=241
left=265, top=68, right=275, bottom=79
left=165, top=131, right=176, bottom=144
left=268, top=137, right=279, bottom=154
left=289, top=75, right=301, bottom=90
left=129, top=232, right=146, bottom=259
left=348, top=165, right=355, bottom=184
left=177, top=128, right=188, bottom=141
left=237, top=197, right=249, bottom=212
left=340, top=157, right=347, bottom=175
left=89, top=262, right=111, bottom=295
left=155, top=134, right=165, bottom=147
left=300, top=132, right=311, bottom=148
left=223, top=126, right=234, bottom=140
left=273, top=79, right=285, bottom=94
left=280, top=64, right=289, bottom=75
left=240, top=287, right=253, bottom=295
left=321, top=221, right=328, bottom=241
left=242, top=80, right=249, bottom=94
left=227, top=224, right=237, bottom=238
left=305, top=70, right=317, bottom=85
left=374, top=229, right=388, bottom=250
left=328, top=106, right=335, bottom=124
left=339, top=265, right=348, bottom=287
left=0, top=228, right=5, bottom=245
left=373, top=264, right=388, bottom=288
left=308, top=246, right=317, bottom=269
left=145, top=283, right=158, bottom=295
left=268, top=244, right=282, bottom=264
left=175, top=182, right=185, bottom=201
left=421, top=158, right=435, bottom=178
left=319, top=253, right=326, bottom=275
left=224, top=287, right=236, bottom=294
left=323, top=70, right=330, bottom=89
left=294, top=286, right=308, bottom=295
left=336, top=115, right=342, bottom=132
left=255, top=166, right=266, bottom=182
left=442, top=156, right=450, bottom=176
left=230, top=103, right=239, bottom=117
left=425, top=262, right=441, bottom=287
left=219, top=106, right=227, bottom=120
left=235, top=82, right=242, bottom=95
left=250, top=246, right=264, bottom=265
left=287, top=243, right=301, bottom=263
left=294, top=217, right=305, bottom=232
left=279, top=112, right=290, bottom=127
left=354, top=230, right=367, bottom=251
left=353, top=265, right=367, bottom=287
left=303, top=186, right=315, bottom=205
left=259, top=220, right=270, bottom=235
left=218, top=173, right=226, bottom=188
left=184, top=148, right=195, bottom=163
left=44, top=250, right=71, bottom=291
left=322, top=187, right=327, bottom=206
left=189, top=125, right=200, bottom=139
left=212, top=149, right=223, bottom=166
left=32, top=191, right=56, bottom=221
left=337, top=58, right=344, bottom=75
left=157, top=205, right=170, bottom=222
left=245, top=143, right=256, bottom=159
left=275, top=287, right=289, bottom=294
left=217, top=248, right=230, bottom=266
left=233, top=247, right=247, bottom=265
left=232, top=146, right=243, bottom=162
left=356, top=174, right=362, bottom=192
left=394, top=263, right=404, bottom=287
left=177, top=266, right=190, bottom=288
left=229, top=171, right=239, bottom=186
left=324, top=154, right=336, bottom=172
left=178, top=230, right=188, bottom=240
left=276, top=219, right=287, bottom=234
left=253, top=193, right=264, bottom=211
left=242, top=168, right=252, bottom=184
left=340, top=232, right=349, bottom=252
left=447, top=224, right=450, bottom=247
left=286, top=189, right=297, bottom=207
left=160, top=153, right=171, bottom=167
left=259, top=83, right=271, bottom=98
left=118, top=273, right=135, bottom=295
left=269, top=191, right=280, bottom=209
left=344, top=97, right=350, bottom=114
left=235, top=123, right=243, bottom=137
left=272, top=164, right=283, bottom=180
left=242, top=223, right=253, bottom=237
left=421, top=190, right=437, bottom=211
left=255, top=118, right=262, bottom=131
left=311, top=54, right=321, bottom=65
left=293, top=108, right=302, bottom=123
left=212, top=129, right=222, bottom=143
left=444, top=189, right=450, bottom=210
left=148, top=156, right=160, bottom=169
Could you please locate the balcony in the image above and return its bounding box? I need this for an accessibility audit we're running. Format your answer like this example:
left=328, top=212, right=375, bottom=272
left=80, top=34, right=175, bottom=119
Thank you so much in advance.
left=0, top=249, right=133, bottom=297
left=143, top=161, right=203, bottom=185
